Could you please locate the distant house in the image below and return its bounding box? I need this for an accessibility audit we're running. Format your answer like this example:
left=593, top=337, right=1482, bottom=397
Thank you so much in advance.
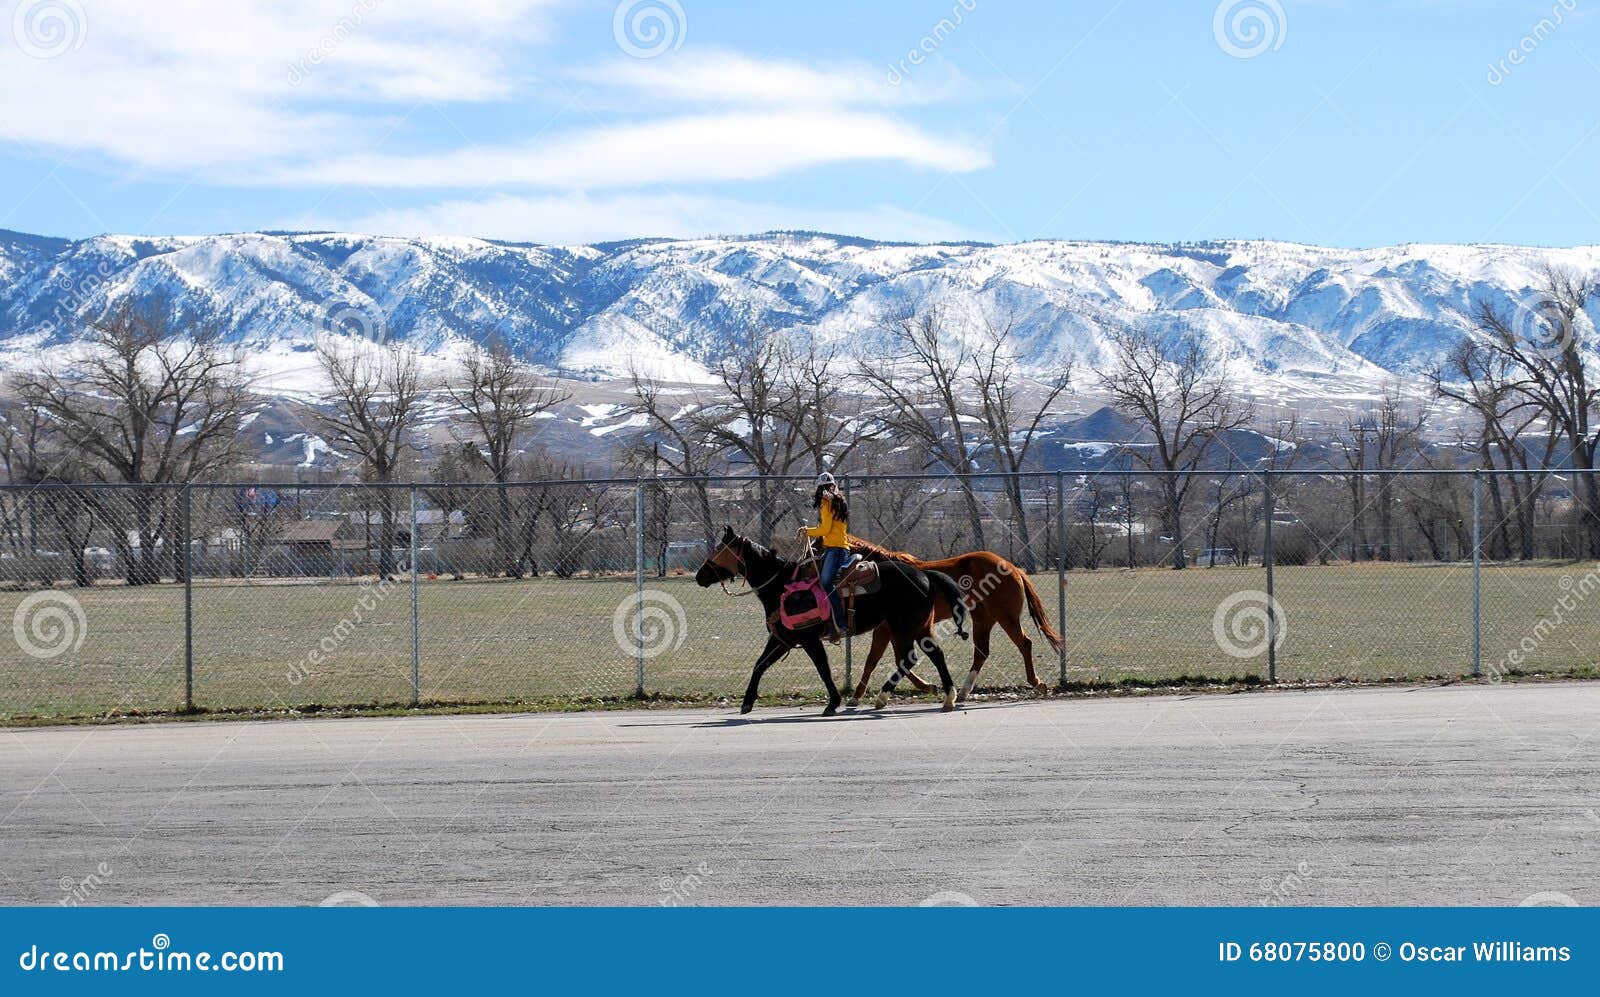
left=346, top=509, right=467, bottom=547
left=271, top=519, right=366, bottom=574
left=279, top=519, right=366, bottom=554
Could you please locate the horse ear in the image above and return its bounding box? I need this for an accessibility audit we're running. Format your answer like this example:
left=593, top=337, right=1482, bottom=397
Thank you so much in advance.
left=722, top=524, right=735, bottom=541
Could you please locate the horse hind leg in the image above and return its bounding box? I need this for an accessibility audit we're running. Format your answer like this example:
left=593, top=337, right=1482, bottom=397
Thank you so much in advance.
left=998, top=611, right=1046, bottom=694
left=958, top=618, right=993, bottom=704
left=850, top=628, right=889, bottom=706
left=872, top=635, right=915, bottom=711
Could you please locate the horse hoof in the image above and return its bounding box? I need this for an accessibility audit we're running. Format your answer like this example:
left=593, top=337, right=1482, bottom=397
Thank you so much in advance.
left=823, top=702, right=839, bottom=717
left=955, top=692, right=968, bottom=704
left=739, top=703, right=754, bottom=715
left=872, top=692, right=890, bottom=710
left=941, top=692, right=956, bottom=712
left=846, top=697, right=860, bottom=708
left=1033, top=683, right=1050, bottom=696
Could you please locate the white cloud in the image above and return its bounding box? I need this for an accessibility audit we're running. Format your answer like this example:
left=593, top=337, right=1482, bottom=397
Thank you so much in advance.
left=0, top=0, right=560, bottom=169
left=289, top=191, right=990, bottom=245
left=0, top=0, right=989, bottom=228
left=569, top=48, right=971, bottom=108
left=260, top=109, right=988, bottom=188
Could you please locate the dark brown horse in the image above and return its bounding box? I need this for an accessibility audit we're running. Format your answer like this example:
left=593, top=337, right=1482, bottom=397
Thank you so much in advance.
left=847, top=538, right=1065, bottom=705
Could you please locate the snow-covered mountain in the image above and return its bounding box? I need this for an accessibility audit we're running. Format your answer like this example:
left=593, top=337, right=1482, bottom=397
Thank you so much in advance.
left=2, top=229, right=1597, bottom=394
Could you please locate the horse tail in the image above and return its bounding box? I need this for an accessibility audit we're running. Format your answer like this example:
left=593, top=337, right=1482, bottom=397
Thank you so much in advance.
left=925, top=570, right=969, bottom=641
left=1018, top=570, right=1065, bottom=653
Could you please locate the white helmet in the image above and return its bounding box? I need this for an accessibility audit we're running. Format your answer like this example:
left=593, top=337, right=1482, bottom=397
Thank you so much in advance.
left=815, top=472, right=836, bottom=488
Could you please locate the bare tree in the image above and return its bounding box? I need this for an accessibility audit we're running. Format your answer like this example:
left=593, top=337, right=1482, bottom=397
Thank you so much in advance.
left=860, top=307, right=990, bottom=546
left=1332, top=385, right=1428, bottom=561
left=313, top=341, right=422, bottom=578
left=446, top=343, right=569, bottom=576
left=1203, top=414, right=1302, bottom=567
left=969, top=312, right=1072, bottom=570
left=11, top=297, right=249, bottom=584
left=1098, top=326, right=1251, bottom=568
left=545, top=462, right=625, bottom=578
left=623, top=365, right=722, bottom=547
left=687, top=328, right=809, bottom=543
left=785, top=335, right=881, bottom=474
left=1467, top=265, right=1600, bottom=555
left=1, top=409, right=99, bottom=587
left=1432, top=337, right=1558, bottom=560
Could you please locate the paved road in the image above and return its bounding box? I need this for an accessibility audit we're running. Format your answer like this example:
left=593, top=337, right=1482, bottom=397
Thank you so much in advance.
left=3, top=683, right=1597, bottom=906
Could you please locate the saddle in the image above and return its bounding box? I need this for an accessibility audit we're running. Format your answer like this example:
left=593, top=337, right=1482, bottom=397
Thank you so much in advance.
left=839, top=558, right=881, bottom=633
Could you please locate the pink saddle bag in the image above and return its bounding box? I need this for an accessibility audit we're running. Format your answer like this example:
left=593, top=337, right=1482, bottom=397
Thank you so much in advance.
left=777, top=578, right=833, bottom=630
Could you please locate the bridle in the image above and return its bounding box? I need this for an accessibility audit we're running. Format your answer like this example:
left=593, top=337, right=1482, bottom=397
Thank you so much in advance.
left=711, top=536, right=783, bottom=598
left=713, top=540, right=757, bottom=597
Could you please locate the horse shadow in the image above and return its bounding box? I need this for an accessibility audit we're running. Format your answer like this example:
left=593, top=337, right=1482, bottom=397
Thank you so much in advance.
left=616, top=700, right=1026, bottom=730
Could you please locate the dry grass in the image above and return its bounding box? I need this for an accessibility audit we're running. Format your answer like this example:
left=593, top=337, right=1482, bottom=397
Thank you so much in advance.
left=1, top=561, right=1595, bottom=719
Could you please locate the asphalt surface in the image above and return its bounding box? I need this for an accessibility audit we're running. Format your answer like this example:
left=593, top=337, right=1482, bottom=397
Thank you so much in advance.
left=2, top=683, right=1597, bottom=906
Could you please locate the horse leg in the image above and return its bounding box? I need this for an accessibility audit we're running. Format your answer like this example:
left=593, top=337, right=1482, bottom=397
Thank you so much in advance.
left=958, top=616, right=994, bottom=704
left=871, top=633, right=915, bottom=711
left=998, top=611, right=1045, bottom=694
left=920, top=629, right=958, bottom=712
left=849, top=628, right=889, bottom=706
left=801, top=638, right=842, bottom=716
left=740, top=636, right=789, bottom=715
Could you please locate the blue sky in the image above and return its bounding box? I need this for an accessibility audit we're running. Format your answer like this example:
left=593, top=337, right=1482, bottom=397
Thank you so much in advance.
left=1, top=0, right=1596, bottom=247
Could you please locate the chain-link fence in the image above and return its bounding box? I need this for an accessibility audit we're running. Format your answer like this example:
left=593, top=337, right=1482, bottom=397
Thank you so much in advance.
left=1, top=470, right=1597, bottom=719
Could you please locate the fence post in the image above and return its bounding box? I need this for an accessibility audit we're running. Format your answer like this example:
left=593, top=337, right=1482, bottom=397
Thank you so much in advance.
left=842, top=474, right=852, bottom=691
left=1472, top=470, right=1482, bottom=678
left=635, top=481, right=646, bottom=698
left=1263, top=470, right=1277, bottom=684
left=1056, top=469, right=1067, bottom=688
left=409, top=485, right=420, bottom=708
left=183, top=485, right=194, bottom=712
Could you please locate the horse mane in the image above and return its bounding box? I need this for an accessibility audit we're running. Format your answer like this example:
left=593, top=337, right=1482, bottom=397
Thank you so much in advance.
left=847, top=535, right=920, bottom=564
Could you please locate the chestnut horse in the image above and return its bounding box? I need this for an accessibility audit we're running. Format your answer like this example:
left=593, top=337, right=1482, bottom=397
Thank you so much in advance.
left=846, top=538, right=1064, bottom=705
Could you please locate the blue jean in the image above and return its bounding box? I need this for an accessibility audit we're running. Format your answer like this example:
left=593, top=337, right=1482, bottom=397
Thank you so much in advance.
left=819, top=547, right=852, bottom=627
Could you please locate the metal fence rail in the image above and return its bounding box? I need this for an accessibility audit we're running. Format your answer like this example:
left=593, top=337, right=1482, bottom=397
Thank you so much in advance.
left=0, top=469, right=1596, bottom=718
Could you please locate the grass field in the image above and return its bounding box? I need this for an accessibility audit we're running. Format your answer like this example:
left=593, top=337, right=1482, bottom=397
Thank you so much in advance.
left=1, top=561, right=1596, bottom=719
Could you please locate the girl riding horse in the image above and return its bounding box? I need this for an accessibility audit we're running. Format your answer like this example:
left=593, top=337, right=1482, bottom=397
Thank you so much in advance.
left=800, top=472, right=851, bottom=638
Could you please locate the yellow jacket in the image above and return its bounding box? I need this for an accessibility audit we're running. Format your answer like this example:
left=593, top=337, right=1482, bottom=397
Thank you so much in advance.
left=803, top=499, right=850, bottom=549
